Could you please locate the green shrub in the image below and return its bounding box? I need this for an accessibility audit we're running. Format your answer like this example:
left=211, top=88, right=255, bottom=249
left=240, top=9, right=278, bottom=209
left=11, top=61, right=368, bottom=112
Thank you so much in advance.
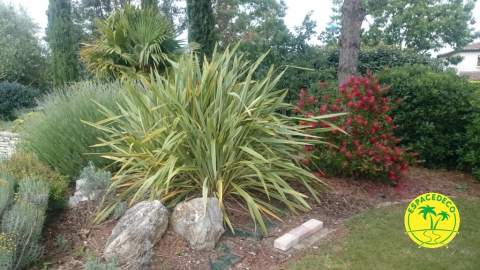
left=90, top=47, right=332, bottom=233
left=0, top=173, right=14, bottom=216
left=379, top=65, right=477, bottom=168
left=0, top=152, right=69, bottom=211
left=460, top=114, right=480, bottom=180
left=84, top=256, right=117, bottom=270
left=79, top=162, right=111, bottom=195
left=20, top=81, right=122, bottom=178
left=269, top=45, right=445, bottom=104
left=0, top=81, right=39, bottom=120
left=1, top=179, right=49, bottom=270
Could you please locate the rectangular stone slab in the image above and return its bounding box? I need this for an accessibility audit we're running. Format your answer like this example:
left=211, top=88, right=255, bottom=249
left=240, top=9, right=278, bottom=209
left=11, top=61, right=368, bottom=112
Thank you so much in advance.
left=273, top=219, right=324, bottom=251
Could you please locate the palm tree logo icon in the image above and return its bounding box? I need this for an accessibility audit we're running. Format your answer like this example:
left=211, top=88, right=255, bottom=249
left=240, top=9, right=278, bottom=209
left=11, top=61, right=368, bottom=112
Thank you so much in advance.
left=405, top=193, right=460, bottom=248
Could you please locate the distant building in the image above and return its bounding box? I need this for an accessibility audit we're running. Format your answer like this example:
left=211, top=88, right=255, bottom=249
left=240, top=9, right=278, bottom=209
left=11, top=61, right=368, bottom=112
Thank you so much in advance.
left=438, top=42, right=480, bottom=81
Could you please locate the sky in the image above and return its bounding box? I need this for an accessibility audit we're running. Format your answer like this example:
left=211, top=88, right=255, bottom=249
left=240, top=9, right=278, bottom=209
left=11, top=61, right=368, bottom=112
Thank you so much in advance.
left=4, top=0, right=480, bottom=49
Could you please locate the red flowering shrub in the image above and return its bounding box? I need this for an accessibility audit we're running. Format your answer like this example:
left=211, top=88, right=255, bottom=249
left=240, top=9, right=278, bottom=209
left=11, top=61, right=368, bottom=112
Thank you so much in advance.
left=295, top=74, right=411, bottom=183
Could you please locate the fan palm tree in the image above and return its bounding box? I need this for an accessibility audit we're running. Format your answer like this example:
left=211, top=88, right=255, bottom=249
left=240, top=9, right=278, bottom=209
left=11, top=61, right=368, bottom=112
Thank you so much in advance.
left=418, top=205, right=437, bottom=230
left=80, top=5, right=181, bottom=80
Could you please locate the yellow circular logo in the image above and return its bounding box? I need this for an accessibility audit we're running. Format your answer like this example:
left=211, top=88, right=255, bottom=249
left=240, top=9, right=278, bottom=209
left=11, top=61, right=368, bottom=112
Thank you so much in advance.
left=404, top=192, right=460, bottom=248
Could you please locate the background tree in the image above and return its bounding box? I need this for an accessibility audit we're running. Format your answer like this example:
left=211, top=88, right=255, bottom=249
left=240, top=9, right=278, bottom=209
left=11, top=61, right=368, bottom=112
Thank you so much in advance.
left=73, top=0, right=116, bottom=35
left=186, top=0, right=216, bottom=57
left=0, top=3, right=49, bottom=89
left=337, top=0, right=365, bottom=83
left=214, top=0, right=287, bottom=47
left=325, top=0, right=478, bottom=52
left=365, top=0, right=478, bottom=52
left=47, top=0, right=80, bottom=86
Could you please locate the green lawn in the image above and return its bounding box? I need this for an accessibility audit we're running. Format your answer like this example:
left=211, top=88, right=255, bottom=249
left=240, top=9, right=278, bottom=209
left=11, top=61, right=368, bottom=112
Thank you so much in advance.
left=289, top=198, right=480, bottom=270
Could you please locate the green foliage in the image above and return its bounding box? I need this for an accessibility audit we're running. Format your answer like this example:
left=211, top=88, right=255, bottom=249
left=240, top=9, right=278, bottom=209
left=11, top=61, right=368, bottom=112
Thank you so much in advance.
left=460, top=114, right=480, bottom=180
left=1, top=179, right=49, bottom=270
left=0, top=152, right=69, bottom=211
left=84, top=256, right=117, bottom=270
left=0, top=2, right=49, bottom=89
left=80, top=5, right=180, bottom=80
left=364, top=0, right=478, bottom=52
left=325, top=0, right=478, bottom=52
left=0, top=82, right=39, bottom=121
left=187, top=0, right=216, bottom=57
left=47, top=0, right=80, bottom=86
left=90, top=47, right=330, bottom=233
left=214, top=0, right=287, bottom=47
left=20, top=81, right=122, bottom=178
left=266, top=44, right=444, bottom=104
left=379, top=65, right=477, bottom=168
left=357, top=46, right=445, bottom=73
left=0, top=173, right=14, bottom=217
left=141, top=0, right=158, bottom=9
left=79, top=162, right=111, bottom=196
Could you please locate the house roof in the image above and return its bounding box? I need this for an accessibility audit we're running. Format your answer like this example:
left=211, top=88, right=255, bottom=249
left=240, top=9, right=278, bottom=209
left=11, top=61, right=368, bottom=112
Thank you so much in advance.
left=438, top=42, right=480, bottom=58
left=459, top=71, right=480, bottom=81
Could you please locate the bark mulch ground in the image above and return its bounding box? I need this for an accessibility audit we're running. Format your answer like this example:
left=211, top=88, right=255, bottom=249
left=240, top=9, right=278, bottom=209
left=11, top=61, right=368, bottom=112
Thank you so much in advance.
left=37, top=167, right=480, bottom=270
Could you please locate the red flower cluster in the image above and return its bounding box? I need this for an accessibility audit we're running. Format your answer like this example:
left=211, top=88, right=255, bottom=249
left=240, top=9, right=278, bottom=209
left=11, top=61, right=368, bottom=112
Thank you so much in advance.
left=295, top=75, right=411, bottom=183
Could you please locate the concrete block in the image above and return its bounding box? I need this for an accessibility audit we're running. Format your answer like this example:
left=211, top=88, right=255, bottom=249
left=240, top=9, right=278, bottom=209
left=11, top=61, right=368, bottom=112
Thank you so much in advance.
left=274, top=219, right=324, bottom=251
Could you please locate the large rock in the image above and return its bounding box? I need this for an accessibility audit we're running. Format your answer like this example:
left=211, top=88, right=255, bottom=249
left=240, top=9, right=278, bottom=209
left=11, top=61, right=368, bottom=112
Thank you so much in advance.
left=171, top=197, right=224, bottom=250
left=104, top=200, right=169, bottom=270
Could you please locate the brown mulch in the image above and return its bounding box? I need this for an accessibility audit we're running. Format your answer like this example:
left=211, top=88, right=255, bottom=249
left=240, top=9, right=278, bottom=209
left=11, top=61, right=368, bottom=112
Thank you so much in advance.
left=36, top=167, right=480, bottom=270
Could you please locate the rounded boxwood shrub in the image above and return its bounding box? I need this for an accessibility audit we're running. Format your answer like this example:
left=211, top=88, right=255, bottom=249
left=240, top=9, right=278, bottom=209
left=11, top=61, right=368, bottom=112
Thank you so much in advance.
left=0, top=81, right=39, bottom=120
left=379, top=65, right=477, bottom=169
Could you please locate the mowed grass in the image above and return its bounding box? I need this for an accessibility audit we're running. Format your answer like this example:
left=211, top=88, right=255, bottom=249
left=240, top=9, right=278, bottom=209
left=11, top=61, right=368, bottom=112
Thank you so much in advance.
left=289, top=198, right=480, bottom=270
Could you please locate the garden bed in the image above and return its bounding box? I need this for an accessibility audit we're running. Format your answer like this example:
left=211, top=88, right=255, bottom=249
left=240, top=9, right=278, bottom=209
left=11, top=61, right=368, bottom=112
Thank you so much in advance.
left=37, top=167, right=480, bottom=270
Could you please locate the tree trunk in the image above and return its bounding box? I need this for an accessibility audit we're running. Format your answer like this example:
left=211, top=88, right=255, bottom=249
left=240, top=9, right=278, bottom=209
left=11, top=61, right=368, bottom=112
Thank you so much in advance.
left=337, top=0, right=366, bottom=84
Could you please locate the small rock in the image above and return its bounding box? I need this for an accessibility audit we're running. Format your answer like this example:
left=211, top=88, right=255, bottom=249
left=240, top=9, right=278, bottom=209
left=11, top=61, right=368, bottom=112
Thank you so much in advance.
left=171, top=197, right=224, bottom=250
left=104, top=201, right=169, bottom=270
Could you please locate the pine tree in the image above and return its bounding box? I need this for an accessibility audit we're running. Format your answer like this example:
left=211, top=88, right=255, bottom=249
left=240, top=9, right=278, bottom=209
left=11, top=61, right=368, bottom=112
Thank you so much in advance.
left=186, top=0, right=216, bottom=57
left=47, top=0, right=79, bottom=86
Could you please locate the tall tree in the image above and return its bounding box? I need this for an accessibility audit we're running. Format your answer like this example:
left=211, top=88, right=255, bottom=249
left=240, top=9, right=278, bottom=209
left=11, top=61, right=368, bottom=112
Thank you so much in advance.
left=141, top=0, right=159, bottom=9
left=214, top=0, right=287, bottom=47
left=73, top=0, right=115, bottom=35
left=324, top=0, right=478, bottom=53
left=186, top=0, right=216, bottom=57
left=47, top=0, right=79, bottom=86
left=337, top=0, right=365, bottom=83
left=364, top=0, right=477, bottom=52
left=0, top=3, right=49, bottom=89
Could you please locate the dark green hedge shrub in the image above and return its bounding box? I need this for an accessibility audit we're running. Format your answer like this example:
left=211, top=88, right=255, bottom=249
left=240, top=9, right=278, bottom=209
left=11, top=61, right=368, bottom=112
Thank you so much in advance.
left=263, top=45, right=445, bottom=104
left=460, top=114, right=480, bottom=180
left=0, top=81, right=39, bottom=120
left=379, top=65, right=477, bottom=168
